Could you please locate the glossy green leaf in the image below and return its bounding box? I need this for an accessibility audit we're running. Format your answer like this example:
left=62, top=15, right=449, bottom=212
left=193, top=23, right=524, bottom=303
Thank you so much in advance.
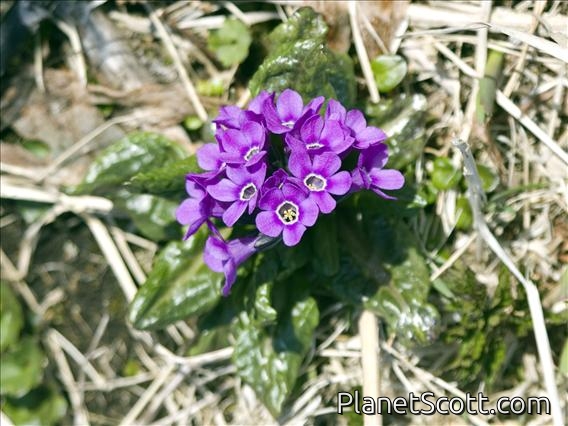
left=371, top=55, right=407, bottom=92
left=73, top=132, right=185, bottom=195
left=249, top=7, right=356, bottom=108
left=232, top=278, right=319, bottom=417
left=0, top=337, right=45, bottom=397
left=431, top=157, right=462, bottom=190
left=114, top=190, right=180, bottom=242
left=128, top=155, right=200, bottom=196
left=129, top=232, right=223, bottom=330
left=339, top=214, right=439, bottom=346
left=254, top=282, right=277, bottom=324
left=0, top=282, right=24, bottom=352
left=3, top=387, right=67, bottom=426
left=366, top=94, right=427, bottom=169
left=208, top=18, right=252, bottom=67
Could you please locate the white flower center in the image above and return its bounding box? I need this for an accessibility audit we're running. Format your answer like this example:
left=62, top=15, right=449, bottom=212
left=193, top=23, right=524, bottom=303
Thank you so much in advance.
left=244, top=146, right=260, bottom=161
left=282, top=120, right=295, bottom=128
left=240, top=183, right=257, bottom=201
left=306, top=142, right=324, bottom=150
left=276, top=201, right=299, bottom=225
left=304, top=173, right=327, bottom=192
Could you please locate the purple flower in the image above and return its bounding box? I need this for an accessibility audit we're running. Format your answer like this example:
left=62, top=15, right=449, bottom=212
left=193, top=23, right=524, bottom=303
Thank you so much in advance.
left=260, top=168, right=289, bottom=196
left=263, top=89, right=324, bottom=134
left=286, top=115, right=353, bottom=155
left=207, top=162, right=267, bottom=226
left=197, top=143, right=225, bottom=174
left=255, top=182, right=318, bottom=246
left=288, top=151, right=352, bottom=213
left=203, top=235, right=258, bottom=296
left=247, top=90, right=273, bottom=115
left=213, top=105, right=260, bottom=130
left=217, top=121, right=267, bottom=166
left=176, top=176, right=224, bottom=238
left=351, top=144, right=404, bottom=199
left=325, top=99, right=387, bottom=149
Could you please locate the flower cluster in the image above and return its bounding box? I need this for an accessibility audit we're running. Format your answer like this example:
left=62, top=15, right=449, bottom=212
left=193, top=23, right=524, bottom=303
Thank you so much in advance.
left=176, top=89, right=404, bottom=295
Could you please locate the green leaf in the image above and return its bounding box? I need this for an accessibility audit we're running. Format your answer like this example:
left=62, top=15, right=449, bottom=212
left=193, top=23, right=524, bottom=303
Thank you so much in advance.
left=560, top=339, right=568, bottom=376
left=365, top=94, right=428, bottom=169
left=128, top=155, right=200, bottom=196
left=0, top=337, right=46, bottom=397
left=371, top=55, right=408, bottom=92
left=455, top=195, right=473, bottom=230
left=0, top=282, right=24, bottom=352
left=113, top=190, right=180, bottom=242
left=196, top=79, right=225, bottom=97
left=208, top=18, right=252, bottom=67
left=431, top=157, right=462, bottom=190
left=477, top=164, right=499, bottom=193
left=73, top=132, right=185, bottom=195
left=310, top=213, right=339, bottom=276
left=249, top=7, right=356, bottom=108
left=232, top=277, right=319, bottom=417
left=254, top=282, right=277, bottom=324
left=3, top=387, right=67, bottom=426
left=476, top=50, right=504, bottom=123
left=129, top=232, right=223, bottom=330
left=21, top=140, right=50, bottom=159
left=339, top=214, right=439, bottom=346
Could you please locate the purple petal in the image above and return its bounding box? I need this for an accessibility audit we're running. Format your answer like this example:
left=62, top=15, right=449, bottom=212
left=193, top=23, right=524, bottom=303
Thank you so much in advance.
left=288, top=151, right=311, bottom=179
left=284, top=134, right=308, bottom=152
left=304, top=96, right=325, bottom=114
left=282, top=223, right=306, bottom=246
left=176, top=198, right=202, bottom=225
left=221, top=260, right=237, bottom=296
left=263, top=98, right=291, bottom=134
left=256, top=211, right=282, bottom=237
left=259, top=188, right=285, bottom=210
left=203, top=236, right=228, bottom=273
left=312, top=152, right=341, bottom=176
left=282, top=182, right=308, bottom=202
left=214, top=105, right=245, bottom=129
left=351, top=168, right=369, bottom=191
left=345, top=109, right=366, bottom=132
left=312, top=191, right=336, bottom=214
left=354, top=127, right=387, bottom=149
left=261, top=169, right=289, bottom=194
left=369, top=169, right=404, bottom=190
left=300, top=115, right=324, bottom=144
left=299, top=197, right=318, bottom=226
left=276, top=89, right=303, bottom=122
left=222, top=201, right=247, bottom=227
left=325, top=99, right=347, bottom=122
left=371, top=187, right=398, bottom=200
left=218, top=129, right=247, bottom=153
left=242, top=121, right=266, bottom=148
left=327, top=171, right=352, bottom=195
left=208, top=179, right=239, bottom=202
left=322, top=121, right=352, bottom=154
left=197, top=143, right=222, bottom=171
left=248, top=90, right=273, bottom=114
left=359, top=143, right=389, bottom=171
